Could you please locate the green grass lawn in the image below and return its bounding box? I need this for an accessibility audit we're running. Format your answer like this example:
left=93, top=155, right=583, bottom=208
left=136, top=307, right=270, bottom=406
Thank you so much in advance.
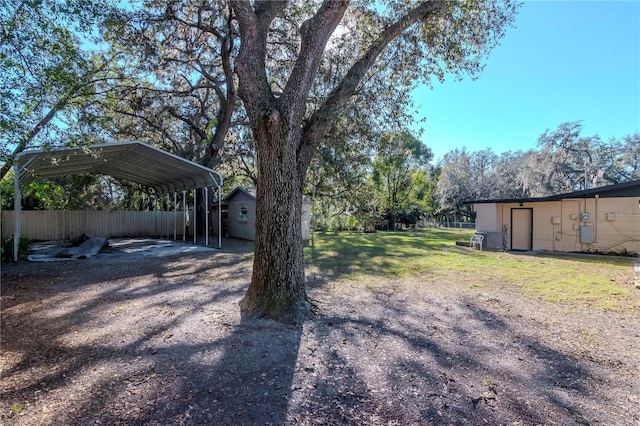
left=304, top=228, right=639, bottom=311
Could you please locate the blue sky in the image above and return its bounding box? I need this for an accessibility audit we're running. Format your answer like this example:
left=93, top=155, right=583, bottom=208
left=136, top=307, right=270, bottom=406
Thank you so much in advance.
left=412, top=1, right=640, bottom=162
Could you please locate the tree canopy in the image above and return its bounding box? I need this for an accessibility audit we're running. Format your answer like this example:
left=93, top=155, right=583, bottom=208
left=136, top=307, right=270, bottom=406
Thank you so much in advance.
left=0, top=0, right=122, bottom=179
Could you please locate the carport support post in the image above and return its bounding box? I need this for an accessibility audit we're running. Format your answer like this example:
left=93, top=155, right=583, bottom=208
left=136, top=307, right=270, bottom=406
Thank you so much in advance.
left=192, top=188, right=196, bottom=244
left=173, top=192, right=177, bottom=240
left=205, top=187, right=209, bottom=247
left=218, top=186, right=221, bottom=249
left=13, top=164, right=21, bottom=261
left=153, top=194, right=158, bottom=238
left=182, top=191, right=186, bottom=242
left=165, top=194, right=170, bottom=239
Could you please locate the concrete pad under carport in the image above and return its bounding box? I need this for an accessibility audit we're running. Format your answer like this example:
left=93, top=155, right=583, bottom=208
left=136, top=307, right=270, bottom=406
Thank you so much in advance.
left=28, top=238, right=218, bottom=262
left=102, top=238, right=218, bottom=258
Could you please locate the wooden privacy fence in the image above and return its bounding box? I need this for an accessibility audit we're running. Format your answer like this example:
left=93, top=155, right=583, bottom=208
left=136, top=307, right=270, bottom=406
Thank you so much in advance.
left=1, top=210, right=186, bottom=241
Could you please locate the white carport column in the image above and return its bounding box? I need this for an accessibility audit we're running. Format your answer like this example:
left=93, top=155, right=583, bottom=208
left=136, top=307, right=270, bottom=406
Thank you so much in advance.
left=182, top=191, right=187, bottom=242
left=13, top=164, right=21, bottom=261
left=205, top=187, right=209, bottom=247
left=164, top=194, right=170, bottom=239
left=153, top=194, right=158, bottom=238
left=218, top=185, right=222, bottom=249
left=192, top=189, right=197, bottom=244
left=173, top=192, right=177, bottom=240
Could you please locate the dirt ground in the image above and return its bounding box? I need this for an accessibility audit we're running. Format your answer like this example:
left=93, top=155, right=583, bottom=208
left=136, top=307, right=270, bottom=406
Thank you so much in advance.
left=1, top=239, right=639, bottom=425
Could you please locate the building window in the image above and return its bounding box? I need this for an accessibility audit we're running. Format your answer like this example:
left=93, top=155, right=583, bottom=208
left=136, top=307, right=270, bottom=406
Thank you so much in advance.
left=239, top=205, right=248, bottom=223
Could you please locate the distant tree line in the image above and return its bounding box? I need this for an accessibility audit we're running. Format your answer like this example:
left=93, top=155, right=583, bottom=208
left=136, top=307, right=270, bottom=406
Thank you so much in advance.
left=309, top=121, right=639, bottom=231
left=434, top=121, right=640, bottom=223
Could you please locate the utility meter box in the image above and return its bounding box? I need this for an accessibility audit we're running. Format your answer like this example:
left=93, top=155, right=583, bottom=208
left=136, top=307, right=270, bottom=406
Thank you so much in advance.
left=580, top=225, right=593, bottom=244
left=581, top=212, right=591, bottom=222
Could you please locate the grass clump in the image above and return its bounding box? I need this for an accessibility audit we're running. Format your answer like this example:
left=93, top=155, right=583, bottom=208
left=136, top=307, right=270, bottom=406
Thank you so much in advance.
left=12, top=403, right=23, bottom=416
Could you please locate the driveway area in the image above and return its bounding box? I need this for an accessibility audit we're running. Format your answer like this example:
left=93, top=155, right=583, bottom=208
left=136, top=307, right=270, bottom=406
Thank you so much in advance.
left=1, top=239, right=639, bottom=425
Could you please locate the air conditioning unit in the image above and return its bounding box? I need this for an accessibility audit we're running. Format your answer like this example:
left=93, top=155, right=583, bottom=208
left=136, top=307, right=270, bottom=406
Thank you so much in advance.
left=485, top=232, right=505, bottom=250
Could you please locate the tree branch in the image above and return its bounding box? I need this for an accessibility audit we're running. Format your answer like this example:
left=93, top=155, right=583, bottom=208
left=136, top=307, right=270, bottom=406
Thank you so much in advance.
left=231, top=0, right=287, bottom=121
left=206, top=4, right=238, bottom=168
left=302, top=1, right=445, bottom=149
left=280, top=0, right=349, bottom=123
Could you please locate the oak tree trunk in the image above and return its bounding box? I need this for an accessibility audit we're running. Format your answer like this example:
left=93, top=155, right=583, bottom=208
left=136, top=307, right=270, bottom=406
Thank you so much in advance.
left=239, top=108, right=311, bottom=323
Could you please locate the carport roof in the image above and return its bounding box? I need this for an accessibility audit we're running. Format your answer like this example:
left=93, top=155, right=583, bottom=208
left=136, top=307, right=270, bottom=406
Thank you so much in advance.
left=15, top=141, right=223, bottom=193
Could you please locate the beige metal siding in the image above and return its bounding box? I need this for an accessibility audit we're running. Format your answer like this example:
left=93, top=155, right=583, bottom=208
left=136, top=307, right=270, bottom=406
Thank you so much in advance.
left=560, top=199, right=583, bottom=251
left=594, top=198, right=639, bottom=252
left=499, top=203, right=515, bottom=249
left=474, top=203, right=499, bottom=232
left=1, top=211, right=184, bottom=240
left=531, top=201, right=562, bottom=251
left=571, top=197, right=640, bottom=253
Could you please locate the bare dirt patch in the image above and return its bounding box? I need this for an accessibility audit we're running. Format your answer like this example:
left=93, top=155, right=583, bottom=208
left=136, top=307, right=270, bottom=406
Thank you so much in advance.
left=1, top=240, right=639, bottom=425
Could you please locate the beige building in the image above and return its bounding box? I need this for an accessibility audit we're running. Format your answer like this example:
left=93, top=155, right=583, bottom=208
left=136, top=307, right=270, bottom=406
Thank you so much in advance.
left=221, top=187, right=313, bottom=241
left=471, top=180, right=640, bottom=253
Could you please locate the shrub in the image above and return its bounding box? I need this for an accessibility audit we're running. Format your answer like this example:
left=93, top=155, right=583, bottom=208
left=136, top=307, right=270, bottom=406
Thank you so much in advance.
left=1, top=237, right=32, bottom=262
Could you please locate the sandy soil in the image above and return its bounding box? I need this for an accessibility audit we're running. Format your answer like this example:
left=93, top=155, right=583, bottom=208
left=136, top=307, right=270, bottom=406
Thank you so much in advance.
left=1, top=239, right=639, bottom=425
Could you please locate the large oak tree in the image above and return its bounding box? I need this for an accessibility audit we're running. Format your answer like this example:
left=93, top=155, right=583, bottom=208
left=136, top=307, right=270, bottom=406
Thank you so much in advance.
left=230, top=0, right=518, bottom=323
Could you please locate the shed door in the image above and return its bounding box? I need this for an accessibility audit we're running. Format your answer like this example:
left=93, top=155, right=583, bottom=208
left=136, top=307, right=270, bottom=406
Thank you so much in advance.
left=511, top=208, right=533, bottom=251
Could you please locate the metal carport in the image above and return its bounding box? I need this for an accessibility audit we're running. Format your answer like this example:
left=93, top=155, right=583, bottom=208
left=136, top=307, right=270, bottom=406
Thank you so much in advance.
left=13, top=141, right=223, bottom=260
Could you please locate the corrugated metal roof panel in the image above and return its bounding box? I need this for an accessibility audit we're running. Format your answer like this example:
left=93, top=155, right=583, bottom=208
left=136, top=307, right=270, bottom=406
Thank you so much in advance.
left=15, top=141, right=223, bottom=193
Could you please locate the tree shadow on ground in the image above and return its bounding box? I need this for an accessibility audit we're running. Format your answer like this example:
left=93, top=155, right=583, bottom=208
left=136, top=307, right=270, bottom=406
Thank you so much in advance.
left=1, top=246, right=302, bottom=425
left=288, top=291, right=615, bottom=425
